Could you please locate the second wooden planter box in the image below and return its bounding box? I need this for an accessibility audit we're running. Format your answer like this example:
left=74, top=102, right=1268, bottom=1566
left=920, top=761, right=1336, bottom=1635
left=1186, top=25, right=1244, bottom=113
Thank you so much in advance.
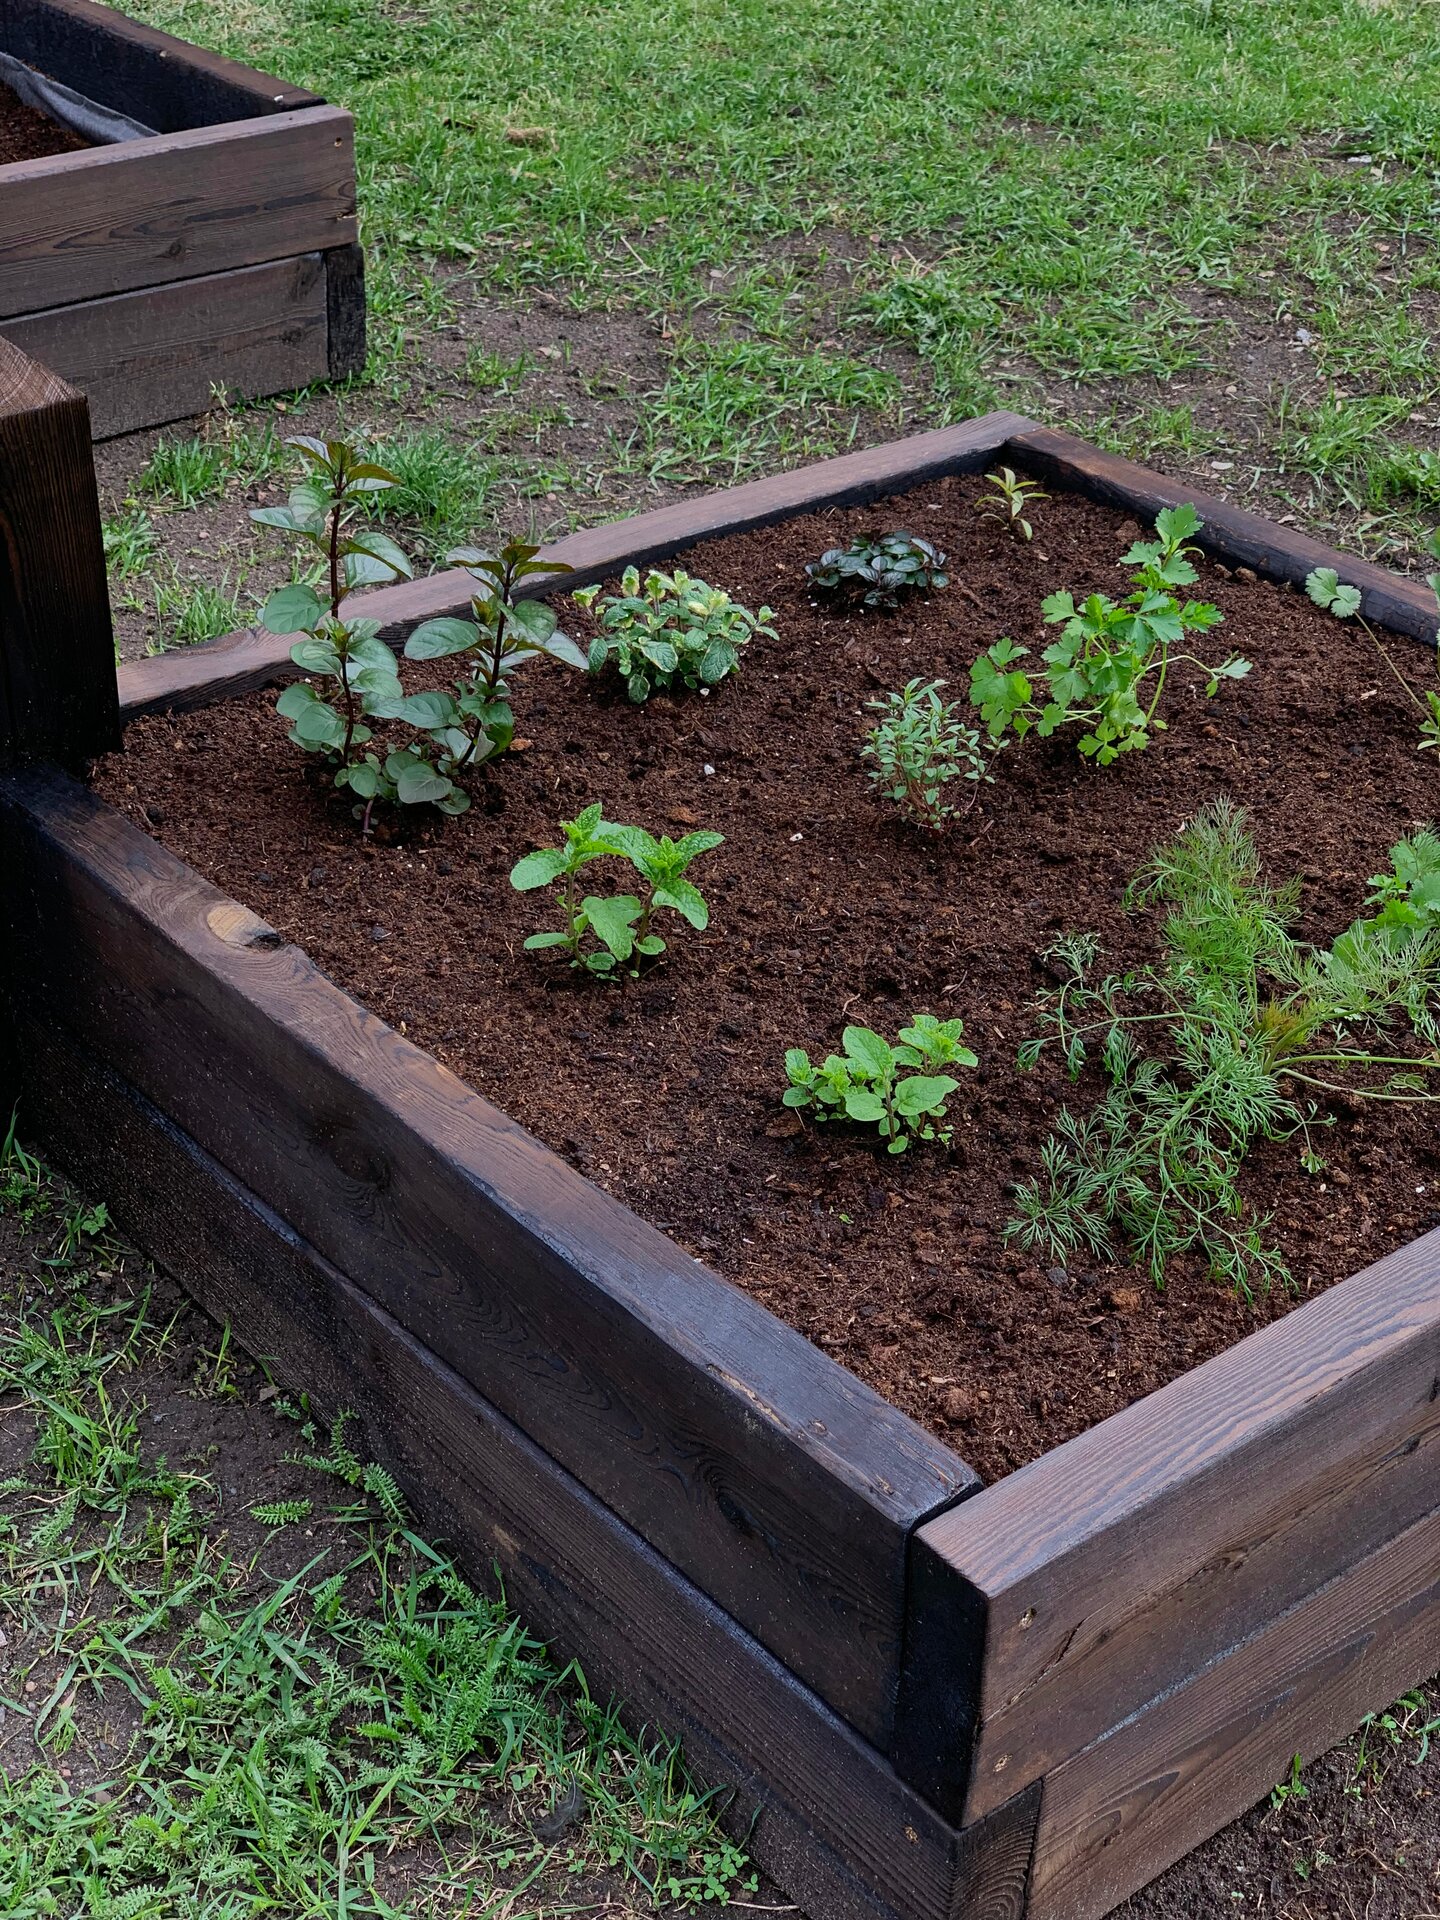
left=2, top=353, right=1439, bottom=1920
left=0, top=0, right=362, bottom=435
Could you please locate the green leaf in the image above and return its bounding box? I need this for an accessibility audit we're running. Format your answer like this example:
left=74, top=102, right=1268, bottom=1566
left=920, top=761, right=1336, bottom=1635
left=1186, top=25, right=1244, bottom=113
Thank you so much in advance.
left=583, top=893, right=642, bottom=960
left=405, top=617, right=479, bottom=660
left=508, top=599, right=558, bottom=644
left=395, top=762, right=453, bottom=807
left=524, top=931, right=572, bottom=949
left=842, top=1088, right=887, bottom=1123
left=893, top=1074, right=959, bottom=1118
left=510, top=848, right=570, bottom=890
left=399, top=689, right=461, bottom=729
left=276, top=681, right=323, bottom=718
left=842, top=1027, right=894, bottom=1079
left=346, top=528, right=413, bottom=580
left=652, top=878, right=709, bottom=929
left=262, top=583, right=326, bottom=634
left=543, top=631, right=589, bottom=670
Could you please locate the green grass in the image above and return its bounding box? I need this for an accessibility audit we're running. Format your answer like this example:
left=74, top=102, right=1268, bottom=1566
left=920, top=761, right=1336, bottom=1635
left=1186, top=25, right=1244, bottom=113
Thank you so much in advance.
left=151, top=573, right=250, bottom=649
left=0, top=1136, right=754, bottom=1920
left=365, top=427, right=498, bottom=554
left=106, top=0, right=1440, bottom=538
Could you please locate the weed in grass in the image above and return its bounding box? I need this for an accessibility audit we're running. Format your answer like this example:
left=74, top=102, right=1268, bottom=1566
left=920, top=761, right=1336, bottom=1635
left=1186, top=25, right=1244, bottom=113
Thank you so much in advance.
left=464, top=346, right=530, bottom=393
left=138, top=434, right=230, bottom=510
left=1009, top=801, right=1440, bottom=1294
left=101, top=505, right=158, bottom=579
left=150, top=573, right=248, bottom=650
left=365, top=428, right=497, bottom=553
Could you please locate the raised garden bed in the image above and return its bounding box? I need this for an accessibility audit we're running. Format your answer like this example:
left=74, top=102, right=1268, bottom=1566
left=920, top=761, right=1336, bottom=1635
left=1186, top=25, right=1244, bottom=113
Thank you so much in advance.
left=4, top=351, right=1440, bottom=1920
left=0, top=0, right=362, bottom=436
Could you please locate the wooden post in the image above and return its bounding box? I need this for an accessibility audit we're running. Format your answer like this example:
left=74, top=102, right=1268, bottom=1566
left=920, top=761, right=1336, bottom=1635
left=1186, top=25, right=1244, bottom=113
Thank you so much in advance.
left=0, top=334, right=119, bottom=771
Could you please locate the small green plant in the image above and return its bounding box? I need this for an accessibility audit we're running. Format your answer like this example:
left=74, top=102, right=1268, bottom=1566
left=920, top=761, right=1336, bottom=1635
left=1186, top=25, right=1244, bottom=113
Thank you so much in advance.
left=862, top=678, right=995, bottom=829
left=576, top=566, right=774, bottom=702
left=970, top=504, right=1249, bottom=764
left=403, top=539, right=586, bottom=773
left=101, top=505, right=157, bottom=579
left=1306, top=561, right=1440, bottom=753
left=1009, top=801, right=1440, bottom=1294
left=250, top=1497, right=313, bottom=1528
left=977, top=467, right=1047, bottom=541
left=139, top=434, right=229, bottom=509
left=363, top=428, right=496, bottom=554
left=782, top=1015, right=977, bottom=1153
left=151, top=572, right=247, bottom=650
left=252, top=437, right=467, bottom=831
left=510, top=805, right=723, bottom=975
left=805, top=530, right=949, bottom=610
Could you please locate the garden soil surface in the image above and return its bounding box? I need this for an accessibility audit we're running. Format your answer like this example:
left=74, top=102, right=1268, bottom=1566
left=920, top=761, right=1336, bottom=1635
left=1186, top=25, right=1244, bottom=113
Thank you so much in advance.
left=93, top=469, right=1440, bottom=1483
left=0, top=78, right=89, bottom=163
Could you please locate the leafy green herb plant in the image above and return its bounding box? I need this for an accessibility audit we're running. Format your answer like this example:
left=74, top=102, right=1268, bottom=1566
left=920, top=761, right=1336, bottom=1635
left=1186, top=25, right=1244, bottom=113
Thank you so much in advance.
left=576, top=566, right=774, bottom=702
left=805, top=531, right=949, bottom=610
left=1306, top=562, right=1440, bottom=754
left=862, top=678, right=995, bottom=829
left=404, top=539, right=587, bottom=773
left=253, top=438, right=467, bottom=830
left=970, top=504, right=1249, bottom=764
left=782, top=1016, right=977, bottom=1153
left=510, top=805, right=722, bottom=975
left=977, top=467, right=1047, bottom=541
left=1009, top=801, right=1440, bottom=1294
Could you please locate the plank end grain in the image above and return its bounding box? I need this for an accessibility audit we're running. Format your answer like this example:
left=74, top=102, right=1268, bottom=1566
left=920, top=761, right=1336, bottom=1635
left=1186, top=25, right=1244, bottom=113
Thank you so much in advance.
left=0, top=335, right=118, bottom=768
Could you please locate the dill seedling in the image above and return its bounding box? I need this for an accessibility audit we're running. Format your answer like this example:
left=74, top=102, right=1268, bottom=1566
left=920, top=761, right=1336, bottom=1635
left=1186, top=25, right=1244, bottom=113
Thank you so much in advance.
left=1009, top=800, right=1440, bottom=1294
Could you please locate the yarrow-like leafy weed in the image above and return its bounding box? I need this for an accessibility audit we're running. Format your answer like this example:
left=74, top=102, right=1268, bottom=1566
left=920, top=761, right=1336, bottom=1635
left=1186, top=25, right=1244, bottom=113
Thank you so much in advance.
left=403, top=539, right=587, bottom=773
left=970, top=504, right=1249, bottom=764
left=782, top=1016, right=977, bottom=1153
left=254, top=437, right=468, bottom=830
left=576, top=567, right=773, bottom=702
left=510, top=805, right=723, bottom=976
left=805, top=531, right=949, bottom=610
left=862, top=678, right=995, bottom=829
left=976, top=468, right=1047, bottom=542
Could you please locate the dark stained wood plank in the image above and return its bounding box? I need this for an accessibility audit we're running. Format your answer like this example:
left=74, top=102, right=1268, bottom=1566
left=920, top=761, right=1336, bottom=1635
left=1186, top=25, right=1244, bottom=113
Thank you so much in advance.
left=1006, top=425, right=1440, bottom=644
left=892, top=1229, right=1440, bottom=1823
left=3, top=0, right=321, bottom=131
left=1027, top=1502, right=1440, bottom=1920
left=324, top=242, right=366, bottom=380
left=115, top=410, right=1035, bottom=717
left=0, top=764, right=979, bottom=1748
left=0, top=107, right=356, bottom=318
left=2, top=1018, right=1037, bottom=1920
left=0, top=335, right=117, bottom=768
left=5, top=254, right=331, bottom=438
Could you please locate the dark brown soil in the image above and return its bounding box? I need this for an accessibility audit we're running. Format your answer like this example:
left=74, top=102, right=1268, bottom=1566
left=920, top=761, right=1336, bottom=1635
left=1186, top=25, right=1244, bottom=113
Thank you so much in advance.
left=92, top=471, right=1440, bottom=1483
left=0, top=78, right=90, bottom=164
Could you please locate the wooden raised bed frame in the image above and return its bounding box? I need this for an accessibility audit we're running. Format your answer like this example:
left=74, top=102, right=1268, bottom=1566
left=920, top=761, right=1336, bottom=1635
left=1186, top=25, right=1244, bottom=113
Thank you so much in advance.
left=3, top=341, right=1440, bottom=1920
left=0, top=0, right=362, bottom=436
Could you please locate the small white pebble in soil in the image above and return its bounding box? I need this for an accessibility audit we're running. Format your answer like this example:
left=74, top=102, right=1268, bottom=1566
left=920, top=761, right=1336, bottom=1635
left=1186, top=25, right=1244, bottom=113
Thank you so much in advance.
left=790, top=832, right=803, bottom=842
left=703, top=763, right=715, bottom=775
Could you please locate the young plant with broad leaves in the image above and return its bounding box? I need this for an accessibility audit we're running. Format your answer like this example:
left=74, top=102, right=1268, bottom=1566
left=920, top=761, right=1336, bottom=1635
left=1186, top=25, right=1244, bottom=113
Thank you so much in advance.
left=510, top=805, right=723, bottom=976
left=782, top=1016, right=977, bottom=1153
left=402, top=540, right=588, bottom=774
left=970, top=504, right=1249, bottom=764
left=805, top=531, right=949, bottom=611
left=976, top=468, right=1047, bottom=542
left=1306, top=562, right=1440, bottom=754
left=1008, top=801, right=1440, bottom=1295
left=576, top=567, right=774, bottom=702
left=254, top=437, right=466, bottom=830
left=862, top=678, right=995, bottom=830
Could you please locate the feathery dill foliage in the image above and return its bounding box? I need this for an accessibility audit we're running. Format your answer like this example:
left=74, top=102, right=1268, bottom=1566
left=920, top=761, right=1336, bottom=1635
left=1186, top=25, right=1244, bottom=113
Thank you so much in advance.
left=0, top=1181, right=754, bottom=1920
left=1008, top=801, right=1440, bottom=1295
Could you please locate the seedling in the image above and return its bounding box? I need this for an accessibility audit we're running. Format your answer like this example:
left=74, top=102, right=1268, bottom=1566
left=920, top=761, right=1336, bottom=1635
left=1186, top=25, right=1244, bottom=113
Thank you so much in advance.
left=805, top=531, right=948, bottom=610
left=977, top=467, right=1047, bottom=541
left=253, top=438, right=466, bottom=831
left=510, top=805, right=722, bottom=975
left=782, top=1015, right=977, bottom=1153
left=577, top=566, right=774, bottom=701
left=1306, top=561, right=1440, bottom=753
left=970, top=504, right=1249, bottom=764
left=404, top=540, right=587, bottom=773
left=1009, top=801, right=1440, bottom=1294
left=862, top=678, right=995, bottom=829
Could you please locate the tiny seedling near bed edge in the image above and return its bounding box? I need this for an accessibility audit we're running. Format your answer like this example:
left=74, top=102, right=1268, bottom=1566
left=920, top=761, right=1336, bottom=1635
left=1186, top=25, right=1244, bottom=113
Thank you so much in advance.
left=977, top=467, right=1047, bottom=541
left=782, top=1016, right=977, bottom=1153
left=1306, top=560, right=1440, bottom=754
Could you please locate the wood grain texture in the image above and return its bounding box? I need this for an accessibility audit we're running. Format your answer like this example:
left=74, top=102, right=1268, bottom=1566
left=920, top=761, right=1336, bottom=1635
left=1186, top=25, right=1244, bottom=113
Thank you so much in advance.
left=1028, top=1503, right=1440, bottom=1920
left=1007, top=426, right=1440, bottom=644
left=894, top=1229, right=1440, bottom=1823
left=5, top=254, right=330, bottom=438
left=0, top=1016, right=1043, bottom=1920
left=324, top=241, right=366, bottom=379
left=0, top=107, right=356, bottom=318
left=3, top=0, right=321, bottom=131
left=0, top=764, right=979, bottom=1748
left=115, top=410, right=1033, bottom=717
left=0, top=334, right=117, bottom=767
